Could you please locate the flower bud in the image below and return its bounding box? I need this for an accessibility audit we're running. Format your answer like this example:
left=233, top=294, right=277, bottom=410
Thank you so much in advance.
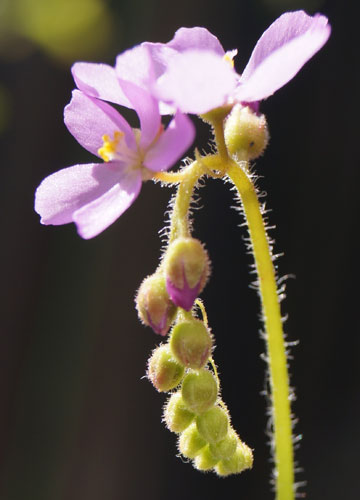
left=215, top=442, right=253, bottom=476
left=196, top=405, right=228, bottom=444
left=193, top=444, right=219, bottom=471
left=170, top=319, right=212, bottom=369
left=163, top=392, right=195, bottom=433
left=224, top=104, right=269, bottom=160
left=209, top=428, right=237, bottom=460
left=181, top=369, right=218, bottom=415
left=178, top=422, right=206, bottom=459
left=147, top=344, right=184, bottom=392
left=164, top=237, right=210, bottom=311
left=136, top=273, right=177, bottom=335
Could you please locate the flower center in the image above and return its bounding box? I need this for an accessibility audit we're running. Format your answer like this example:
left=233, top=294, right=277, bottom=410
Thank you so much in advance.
left=98, top=131, right=125, bottom=162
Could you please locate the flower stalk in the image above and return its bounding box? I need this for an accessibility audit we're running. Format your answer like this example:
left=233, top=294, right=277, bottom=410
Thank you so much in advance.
left=227, top=160, right=294, bottom=500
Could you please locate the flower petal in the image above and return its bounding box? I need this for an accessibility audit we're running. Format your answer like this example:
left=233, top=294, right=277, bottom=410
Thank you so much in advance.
left=237, top=11, right=331, bottom=102
left=155, top=50, right=238, bottom=114
left=116, top=44, right=175, bottom=115
left=144, top=112, right=195, bottom=171
left=166, top=27, right=225, bottom=55
left=73, top=168, right=142, bottom=239
left=71, top=62, right=131, bottom=107
left=64, top=90, right=136, bottom=156
left=35, top=163, right=123, bottom=225
left=118, top=80, right=161, bottom=150
left=35, top=162, right=141, bottom=239
left=115, top=44, right=156, bottom=88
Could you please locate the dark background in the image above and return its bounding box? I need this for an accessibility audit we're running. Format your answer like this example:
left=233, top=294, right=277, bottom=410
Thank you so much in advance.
left=0, top=0, right=359, bottom=499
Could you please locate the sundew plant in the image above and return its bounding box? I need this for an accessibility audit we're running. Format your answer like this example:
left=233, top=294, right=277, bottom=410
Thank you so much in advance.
left=35, top=11, right=331, bottom=500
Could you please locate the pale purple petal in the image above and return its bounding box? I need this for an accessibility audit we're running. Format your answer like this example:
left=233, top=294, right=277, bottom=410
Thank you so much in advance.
left=118, top=79, right=161, bottom=149
left=35, top=162, right=130, bottom=226
left=116, top=44, right=175, bottom=115
left=64, top=90, right=136, bottom=155
left=237, top=11, right=331, bottom=102
left=72, top=62, right=131, bottom=107
left=166, top=27, right=225, bottom=55
left=73, top=168, right=142, bottom=239
left=144, top=112, right=195, bottom=171
left=155, top=50, right=238, bottom=114
left=115, top=44, right=156, bottom=88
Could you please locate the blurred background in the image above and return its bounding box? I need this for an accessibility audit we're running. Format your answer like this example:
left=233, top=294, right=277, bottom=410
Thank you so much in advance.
left=0, top=0, right=358, bottom=499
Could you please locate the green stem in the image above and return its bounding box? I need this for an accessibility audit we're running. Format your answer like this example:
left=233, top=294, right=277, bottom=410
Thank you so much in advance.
left=168, top=160, right=203, bottom=243
left=227, top=160, right=294, bottom=500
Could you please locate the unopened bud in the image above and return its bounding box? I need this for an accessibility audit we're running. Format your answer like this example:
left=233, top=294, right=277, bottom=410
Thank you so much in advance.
left=164, top=237, right=210, bottom=311
left=163, top=392, right=195, bottom=433
left=215, top=442, right=253, bottom=476
left=136, top=273, right=177, bottom=335
left=224, top=104, right=269, bottom=160
left=178, top=422, right=206, bottom=459
left=193, top=444, right=219, bottom=471
left=181, top=369, right=218, bottom=415
left=196, top=405, right=228, bottom=444
left=147, top=344, right=184, bottom=392
left=209, top=428, right=237, bottom=460
left=170, top=319, right=212, bottom=369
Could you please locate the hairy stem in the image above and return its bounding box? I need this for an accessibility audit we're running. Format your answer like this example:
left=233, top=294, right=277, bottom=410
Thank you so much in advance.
left=227, top=160, right=294, bottom=500
left=167, top=160, right=204, bottom=243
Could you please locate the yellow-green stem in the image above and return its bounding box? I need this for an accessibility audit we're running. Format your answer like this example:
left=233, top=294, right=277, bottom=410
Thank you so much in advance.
left=168, top=160, right=203, bottom=243
left=227, top=160, right=294, bottom=500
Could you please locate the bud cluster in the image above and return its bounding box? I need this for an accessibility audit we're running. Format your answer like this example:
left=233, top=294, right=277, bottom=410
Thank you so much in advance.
left=146, top=314, right=253, bottom=476
left=164, top=369, right=253, bottom=476
left=136, top=213, right=252, bottom=475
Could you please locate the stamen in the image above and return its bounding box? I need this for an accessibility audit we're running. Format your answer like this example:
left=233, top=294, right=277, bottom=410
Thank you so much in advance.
left=98, top=131, right=124, bottom=162
left=223, top=49, right=238, bottom=69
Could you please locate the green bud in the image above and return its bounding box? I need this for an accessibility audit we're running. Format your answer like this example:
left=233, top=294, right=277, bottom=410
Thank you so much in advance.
left=181, top=369, right=218, bottom=415
left=136, top=273, right=177, bottom=336
left=224, top=104, right=269, bottom=160
left=147, top=344, right=184, bottom=392
left=209, top=428, right=238, bottom=460
left=196, top=405, right=228, bottom=444
left=193, top=444, right=219, bottom=471
left=163, top=392, right=195, bottom=433
left=215, top=442, right=253, bottom=476
left=178, top=422, right=206, bottom=459
left=170, top=319, right=212, bottom=369
left=164, top=237, right=210, bottom=311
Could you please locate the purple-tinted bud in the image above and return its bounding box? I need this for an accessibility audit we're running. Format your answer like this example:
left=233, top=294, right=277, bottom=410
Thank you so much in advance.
left=164, top=238, right=210, bottom=311
left=136, top=273, right=177, bottom=335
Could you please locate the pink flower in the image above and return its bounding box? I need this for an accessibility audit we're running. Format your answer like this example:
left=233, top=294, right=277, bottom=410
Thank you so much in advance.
left=150, top=10, right=331, bottom=114
left=35, top=83, right=194, bottom=239
left=69, top=11, right=330, bottom=117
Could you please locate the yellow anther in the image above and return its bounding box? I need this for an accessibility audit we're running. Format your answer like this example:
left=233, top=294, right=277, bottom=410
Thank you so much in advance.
left=223, top=49, right=237, bottom=69
left=98, top=130, right=124, bottom=162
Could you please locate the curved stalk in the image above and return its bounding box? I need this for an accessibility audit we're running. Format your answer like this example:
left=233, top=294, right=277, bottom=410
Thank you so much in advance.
left=227, top=160, right=294, bottom=500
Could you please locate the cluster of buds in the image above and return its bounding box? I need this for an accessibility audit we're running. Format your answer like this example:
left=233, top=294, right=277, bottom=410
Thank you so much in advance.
left=136, top=232, right=252, bottom=475
left=146, top=318, right=253, bottom=475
